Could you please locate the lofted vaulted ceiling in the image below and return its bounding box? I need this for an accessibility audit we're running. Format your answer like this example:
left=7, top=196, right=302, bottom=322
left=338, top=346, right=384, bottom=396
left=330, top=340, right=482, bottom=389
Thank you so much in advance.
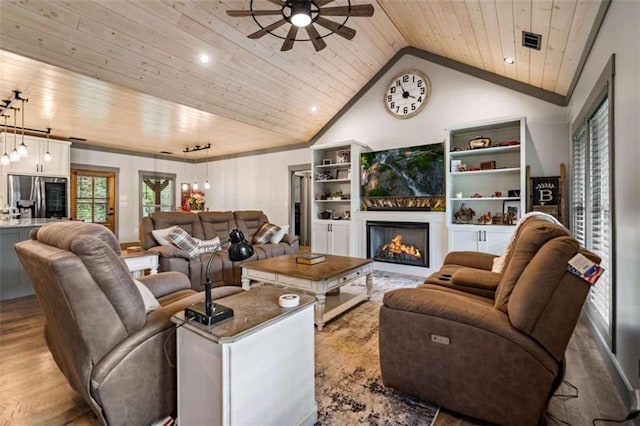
left=0, top=0, right=607, bottom=160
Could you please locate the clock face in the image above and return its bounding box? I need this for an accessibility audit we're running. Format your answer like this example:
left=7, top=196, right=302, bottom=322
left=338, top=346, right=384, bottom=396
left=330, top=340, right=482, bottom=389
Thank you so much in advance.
left=384, top=70, right=431, bottom=119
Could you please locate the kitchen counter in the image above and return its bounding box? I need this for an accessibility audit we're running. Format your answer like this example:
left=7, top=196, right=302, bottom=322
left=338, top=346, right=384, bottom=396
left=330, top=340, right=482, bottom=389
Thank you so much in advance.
left=0, top=218, right=62, bottom=228
left=0, top=219, right=60, bottom=300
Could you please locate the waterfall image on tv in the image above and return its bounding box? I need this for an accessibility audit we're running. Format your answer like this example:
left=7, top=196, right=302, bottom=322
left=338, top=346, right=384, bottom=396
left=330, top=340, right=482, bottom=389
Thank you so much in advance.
left=360, top=143, right=445, bottom=211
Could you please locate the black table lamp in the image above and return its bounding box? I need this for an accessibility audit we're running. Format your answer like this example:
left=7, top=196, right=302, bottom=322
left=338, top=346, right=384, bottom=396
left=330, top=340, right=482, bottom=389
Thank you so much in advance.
left=184, top=229, right=254, bottom=325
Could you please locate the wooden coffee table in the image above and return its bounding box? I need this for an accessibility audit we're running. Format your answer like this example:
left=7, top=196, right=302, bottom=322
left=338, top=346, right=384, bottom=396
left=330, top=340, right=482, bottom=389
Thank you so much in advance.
left=241, top=254, right=374, bottom=330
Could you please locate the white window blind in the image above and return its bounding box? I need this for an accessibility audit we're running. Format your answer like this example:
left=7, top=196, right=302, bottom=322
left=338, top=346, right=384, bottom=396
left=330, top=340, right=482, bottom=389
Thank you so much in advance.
left=571, top=97, right=612, bottom=332
left=587, top=98, right=611, bottom=328
left=571, top=127, right=586, bottom=247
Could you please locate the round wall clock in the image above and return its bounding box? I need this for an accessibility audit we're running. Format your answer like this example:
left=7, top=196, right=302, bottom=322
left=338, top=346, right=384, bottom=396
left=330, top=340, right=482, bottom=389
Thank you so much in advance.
left=384, top=70, right=431, bottom=119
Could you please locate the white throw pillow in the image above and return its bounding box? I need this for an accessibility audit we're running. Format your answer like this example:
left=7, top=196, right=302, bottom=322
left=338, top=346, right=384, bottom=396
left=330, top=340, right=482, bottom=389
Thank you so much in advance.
left=270, top=225, right=290, bottom=244
left=134, top=279, right=160, bottom=313
left=151, top=226, right=178, bottom=247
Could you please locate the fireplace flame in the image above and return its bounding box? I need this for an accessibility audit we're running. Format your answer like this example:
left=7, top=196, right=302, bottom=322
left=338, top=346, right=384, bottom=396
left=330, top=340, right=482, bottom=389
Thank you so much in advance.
left=379, top=235, right=422, bottom=259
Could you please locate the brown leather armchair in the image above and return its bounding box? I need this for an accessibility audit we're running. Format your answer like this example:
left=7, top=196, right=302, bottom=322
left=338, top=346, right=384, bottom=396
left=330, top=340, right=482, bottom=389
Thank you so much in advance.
left=379, top=219, right=600, bottom=425
left=14, top=221, right=241, bottom=425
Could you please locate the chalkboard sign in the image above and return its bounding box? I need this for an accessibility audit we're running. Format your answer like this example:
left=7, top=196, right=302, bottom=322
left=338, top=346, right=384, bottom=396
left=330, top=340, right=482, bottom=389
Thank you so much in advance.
left=531, top=176, right=560, bottom=206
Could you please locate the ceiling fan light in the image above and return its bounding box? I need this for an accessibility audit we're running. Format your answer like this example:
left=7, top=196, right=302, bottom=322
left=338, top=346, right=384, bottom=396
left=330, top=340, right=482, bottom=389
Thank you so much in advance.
left=291, top=2, right=312, bottom=27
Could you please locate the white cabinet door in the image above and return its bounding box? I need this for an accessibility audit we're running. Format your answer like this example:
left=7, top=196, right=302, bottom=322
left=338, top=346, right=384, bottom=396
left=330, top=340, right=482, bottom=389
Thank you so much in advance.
left=41, top=141, right=70, bottom=176
left=484, top=228, right=513, bottom=255
left=312, top=222, right=329, bottom=254
left=312, top=221, right=350, bottom=256
left=449, top=228, right=482, bottom=252
left=449, top=226, right=514, bottom=255
left=330, top=222, right=350, bottom=256
left=4, top=137, right=70, bottom=176
left=6, top=138, right=40, bottom=174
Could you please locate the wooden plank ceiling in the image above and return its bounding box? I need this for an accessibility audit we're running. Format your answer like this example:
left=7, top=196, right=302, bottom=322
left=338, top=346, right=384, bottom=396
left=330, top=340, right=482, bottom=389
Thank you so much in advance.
left=0, top=0, right=604, bottom=159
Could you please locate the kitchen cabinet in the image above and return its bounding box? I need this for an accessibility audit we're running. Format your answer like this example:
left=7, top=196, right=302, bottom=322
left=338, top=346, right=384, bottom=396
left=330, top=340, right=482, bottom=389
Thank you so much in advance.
left=312, top=221, right=350, bottom=256
left=3, top=135, right=70, bottom=177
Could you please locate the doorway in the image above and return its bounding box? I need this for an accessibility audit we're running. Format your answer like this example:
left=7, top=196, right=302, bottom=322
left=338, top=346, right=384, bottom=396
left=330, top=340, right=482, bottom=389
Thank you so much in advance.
left=289, top=164, right=311, bottom=247
left=70, top=168, right=117, bottom=233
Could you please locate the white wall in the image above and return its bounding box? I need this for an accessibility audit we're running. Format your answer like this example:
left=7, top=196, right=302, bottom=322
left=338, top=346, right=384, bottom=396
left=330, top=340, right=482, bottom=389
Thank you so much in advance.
left=71, top=147, right=311, bottom=242
left=315, top=54, right=568, bottom=177
left=207, top=148, right=310, bottom=227
left=568, top=0, right=640, bottom=393
left=71, top=148, right=203, bottom=242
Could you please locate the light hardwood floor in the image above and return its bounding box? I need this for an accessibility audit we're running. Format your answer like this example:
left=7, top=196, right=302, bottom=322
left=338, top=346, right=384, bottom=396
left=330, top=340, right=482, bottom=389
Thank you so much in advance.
left=0, top=295, right=630, bottom=425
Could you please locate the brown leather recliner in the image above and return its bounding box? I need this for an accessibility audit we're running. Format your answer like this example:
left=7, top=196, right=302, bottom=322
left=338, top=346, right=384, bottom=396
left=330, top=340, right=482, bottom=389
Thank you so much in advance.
left=14, top=221, right=242, bottom=426
left=379, top=218, right=601, bottom=425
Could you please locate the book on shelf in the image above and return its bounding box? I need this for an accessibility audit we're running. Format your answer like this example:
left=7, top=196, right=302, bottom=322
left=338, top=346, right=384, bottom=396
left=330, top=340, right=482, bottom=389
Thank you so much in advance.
left=296, top=254, right=326, bottom=265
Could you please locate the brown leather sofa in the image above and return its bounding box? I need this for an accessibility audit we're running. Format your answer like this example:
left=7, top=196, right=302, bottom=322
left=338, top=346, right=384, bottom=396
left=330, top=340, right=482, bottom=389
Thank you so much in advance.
left=379, top=218, right=600, bottom=425
left=140, top=210, right=299, bottom=290
left=14, top=221, right=242, bottom=426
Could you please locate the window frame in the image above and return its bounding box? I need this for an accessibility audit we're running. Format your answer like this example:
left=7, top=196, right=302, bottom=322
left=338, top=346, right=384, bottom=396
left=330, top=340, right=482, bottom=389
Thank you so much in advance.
left=139, top=170, right=177, bottom=219
left=569, top=54, right=616, bottom=351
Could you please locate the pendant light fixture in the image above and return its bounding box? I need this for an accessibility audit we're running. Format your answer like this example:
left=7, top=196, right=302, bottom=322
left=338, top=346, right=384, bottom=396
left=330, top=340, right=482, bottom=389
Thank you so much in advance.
left=181, top=150, right=189, bottom=192
left=17, top=99, right=28, bottom=157
left=204, top=145, right=210, bottom=190
left=10, top=109, right=19, bottom=162
left=43, top=128, right=52, bottom=162
left=192, top=149, right=198, bottom=191
left=1, top=115, right=9, bottom=166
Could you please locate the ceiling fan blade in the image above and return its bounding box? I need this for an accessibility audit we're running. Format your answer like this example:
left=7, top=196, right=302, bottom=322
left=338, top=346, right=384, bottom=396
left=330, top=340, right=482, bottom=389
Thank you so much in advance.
left=226, top=10, right=282, bottom=17
left=315, top=0, right=336, bottom=5
left=315, top=16, right=356, bottom=40
left=265, top=0, right=285, bottom=5
left=248, top=19, right=288, bottom=39
left=320, top=4, right=374, bottom=17
left=281, top=25, right=299, bottom=51
left=305, top=24, right=327, bottom=52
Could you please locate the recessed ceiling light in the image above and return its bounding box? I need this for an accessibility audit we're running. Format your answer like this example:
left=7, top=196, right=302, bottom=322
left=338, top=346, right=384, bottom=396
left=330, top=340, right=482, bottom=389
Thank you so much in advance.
left=504, top=57, right=515, bottom=65
left=310, top=105, right=317, bottom=113
left=199, top=54, right=210, bottom=64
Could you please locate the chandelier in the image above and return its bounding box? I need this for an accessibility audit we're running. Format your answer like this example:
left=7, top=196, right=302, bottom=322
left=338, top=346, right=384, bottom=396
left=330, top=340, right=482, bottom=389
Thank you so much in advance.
left=1, top=91, right=55, bottom=166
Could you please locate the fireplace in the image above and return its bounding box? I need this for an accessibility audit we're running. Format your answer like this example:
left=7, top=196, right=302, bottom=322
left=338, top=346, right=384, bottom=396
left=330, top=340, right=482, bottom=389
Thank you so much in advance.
left=366, top=221, right=429, bottom=268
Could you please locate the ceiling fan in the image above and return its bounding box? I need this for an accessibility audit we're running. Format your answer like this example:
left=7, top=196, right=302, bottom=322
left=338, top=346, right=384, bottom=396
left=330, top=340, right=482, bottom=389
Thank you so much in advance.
left=226, top=0, right=375, bottom=52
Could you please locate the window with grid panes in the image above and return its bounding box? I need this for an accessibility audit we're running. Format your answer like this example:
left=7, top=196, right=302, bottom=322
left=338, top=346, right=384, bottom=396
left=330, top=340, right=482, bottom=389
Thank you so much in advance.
left=139, top=171, right=176, bottom=218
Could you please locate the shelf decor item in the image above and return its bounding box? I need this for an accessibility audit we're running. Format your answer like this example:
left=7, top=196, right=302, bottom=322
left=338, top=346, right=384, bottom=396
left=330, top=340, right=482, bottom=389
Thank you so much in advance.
left=336, top=149, right=350, bottom=164
left=468, top=136, right=492, bottom=149
left=454, top=203, right=475, bottom=224
left=336, top=169, right=349, bottom=179
left=503, top=200, right=520, bottom=224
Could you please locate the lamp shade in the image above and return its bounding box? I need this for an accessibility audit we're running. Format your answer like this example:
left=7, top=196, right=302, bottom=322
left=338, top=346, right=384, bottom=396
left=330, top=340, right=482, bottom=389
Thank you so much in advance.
left=228, top=229, right=254, bottom=261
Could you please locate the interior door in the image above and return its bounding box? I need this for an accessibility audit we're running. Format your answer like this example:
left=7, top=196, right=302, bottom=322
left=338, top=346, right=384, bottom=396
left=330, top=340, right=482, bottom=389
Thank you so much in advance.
left=70, top=169, right=116, bottom=232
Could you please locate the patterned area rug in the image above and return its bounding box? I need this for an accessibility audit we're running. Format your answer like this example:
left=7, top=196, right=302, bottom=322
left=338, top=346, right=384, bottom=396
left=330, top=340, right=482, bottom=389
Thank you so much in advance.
left=314, top=271, right=439, bottom=425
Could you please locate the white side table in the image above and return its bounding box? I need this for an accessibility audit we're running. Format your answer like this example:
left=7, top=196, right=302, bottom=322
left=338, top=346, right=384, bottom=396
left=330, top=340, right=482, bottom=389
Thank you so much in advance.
left=121, top=250, right=159, bottom=278
left=171, top=286, right=317, bottom=426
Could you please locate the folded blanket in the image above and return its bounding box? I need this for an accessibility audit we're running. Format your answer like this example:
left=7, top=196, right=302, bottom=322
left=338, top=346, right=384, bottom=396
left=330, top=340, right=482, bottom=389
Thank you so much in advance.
left=491, top=211, right=564, bottom=273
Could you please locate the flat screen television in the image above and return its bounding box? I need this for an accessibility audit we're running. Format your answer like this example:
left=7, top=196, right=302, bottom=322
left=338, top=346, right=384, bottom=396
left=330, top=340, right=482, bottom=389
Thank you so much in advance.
left=360, top=142, right=445, bottom=211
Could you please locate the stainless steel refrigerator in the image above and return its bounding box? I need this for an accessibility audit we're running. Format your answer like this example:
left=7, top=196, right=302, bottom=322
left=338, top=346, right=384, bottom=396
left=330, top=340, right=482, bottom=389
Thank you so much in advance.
left=8, top=174, right=68, bottom=219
